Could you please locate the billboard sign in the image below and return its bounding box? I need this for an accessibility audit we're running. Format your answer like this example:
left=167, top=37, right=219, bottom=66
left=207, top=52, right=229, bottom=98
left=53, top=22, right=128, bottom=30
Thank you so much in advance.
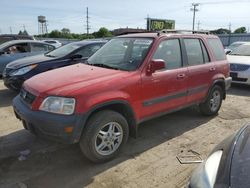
left=147, top=18, right=175, bottom=31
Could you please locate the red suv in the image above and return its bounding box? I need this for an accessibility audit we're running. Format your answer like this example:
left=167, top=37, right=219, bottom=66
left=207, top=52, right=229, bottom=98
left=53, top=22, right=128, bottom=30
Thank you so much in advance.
left=13, top=32, right=232, bottom=162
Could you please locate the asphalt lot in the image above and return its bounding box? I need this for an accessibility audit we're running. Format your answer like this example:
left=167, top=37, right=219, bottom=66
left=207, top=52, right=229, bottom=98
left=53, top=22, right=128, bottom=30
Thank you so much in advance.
left=0, top=80, right=250, bottom=188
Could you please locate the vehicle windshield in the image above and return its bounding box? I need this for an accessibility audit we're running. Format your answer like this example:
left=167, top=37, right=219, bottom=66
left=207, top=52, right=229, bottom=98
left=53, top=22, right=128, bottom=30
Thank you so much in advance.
left=228, top=43, right=244, bottom=50
left=230, top=44, right=250, bottom=56
left=45, top=42, right=80, bottom=57
left=87, top=38, right=153, bottom=71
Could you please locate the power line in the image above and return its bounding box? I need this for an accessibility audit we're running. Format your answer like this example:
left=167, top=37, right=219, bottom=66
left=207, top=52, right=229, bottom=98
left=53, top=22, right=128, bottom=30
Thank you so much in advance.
left=191, top=3, right=200, bottom=31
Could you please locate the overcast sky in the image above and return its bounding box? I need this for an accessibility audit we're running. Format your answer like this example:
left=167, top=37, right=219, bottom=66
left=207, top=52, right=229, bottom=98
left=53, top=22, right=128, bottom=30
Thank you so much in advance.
left=1, top=0, right=250, bottom=35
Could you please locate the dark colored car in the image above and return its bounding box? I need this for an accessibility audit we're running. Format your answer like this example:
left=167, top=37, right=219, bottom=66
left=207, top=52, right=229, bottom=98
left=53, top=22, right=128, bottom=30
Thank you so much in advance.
left=189, top=124, right=250, bottom=188
left=3, top=40, right=106, bottom=91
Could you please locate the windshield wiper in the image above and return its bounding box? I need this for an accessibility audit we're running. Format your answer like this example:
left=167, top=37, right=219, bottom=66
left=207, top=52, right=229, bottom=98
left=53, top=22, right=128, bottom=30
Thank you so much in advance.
left=45, top=54, right=56, bottom=57
left=87, top=63, right=119, bottom=70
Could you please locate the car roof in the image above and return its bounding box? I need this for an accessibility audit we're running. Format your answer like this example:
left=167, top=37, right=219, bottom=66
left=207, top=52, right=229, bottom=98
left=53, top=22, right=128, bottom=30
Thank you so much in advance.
left=117, top=32, right=217, bottom=39
left=71, top=40, right=107, bottom=46
left=0, top=40, right=51, bottom=49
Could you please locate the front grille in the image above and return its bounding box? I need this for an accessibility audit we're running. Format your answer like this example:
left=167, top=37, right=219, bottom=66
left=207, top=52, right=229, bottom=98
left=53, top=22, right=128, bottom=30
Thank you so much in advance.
left=230, top=64, right=250, bottom=71
left=20, top=88, right=36, bottom=105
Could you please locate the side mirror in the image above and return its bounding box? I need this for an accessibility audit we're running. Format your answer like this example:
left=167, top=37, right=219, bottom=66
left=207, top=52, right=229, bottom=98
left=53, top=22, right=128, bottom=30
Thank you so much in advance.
left=146, top=59, right=166, bottom=75
left=225, top=49, right=232, bottom=55
left=71, top=54, right=82, bottom=60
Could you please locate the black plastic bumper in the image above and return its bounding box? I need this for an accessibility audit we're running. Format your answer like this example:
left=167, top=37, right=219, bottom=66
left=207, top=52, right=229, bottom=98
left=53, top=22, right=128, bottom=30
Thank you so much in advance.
left=3, top=75, right=24, bottom=91
left=13, top=95, right=87, bottom=144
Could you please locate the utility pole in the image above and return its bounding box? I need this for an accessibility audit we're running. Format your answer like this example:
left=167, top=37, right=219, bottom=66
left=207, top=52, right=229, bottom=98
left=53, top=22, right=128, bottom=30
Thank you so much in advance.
left=228, top=22, right=232, bottom=46
left=191, top=3, right=199, bottom=31
left=9, top=26, right=12, bottom=34
left=197, top=21, right=201, bottom=30
left=86, top=7, right=90, bottom=38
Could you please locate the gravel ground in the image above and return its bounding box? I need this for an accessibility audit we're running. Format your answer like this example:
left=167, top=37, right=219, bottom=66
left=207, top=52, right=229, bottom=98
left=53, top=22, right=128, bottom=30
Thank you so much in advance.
left=0, top=80, right=249, bottom=188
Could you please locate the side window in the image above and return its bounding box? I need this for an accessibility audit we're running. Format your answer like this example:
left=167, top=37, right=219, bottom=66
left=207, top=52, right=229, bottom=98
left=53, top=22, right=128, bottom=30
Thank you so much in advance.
left=184, top=39, right=204, bottom=66
left=200, top=40, right=210, bottom=63
left=153, top=39, right=182, bottom=70
left=76, top=44, right=103, bottom=58
left=4, top=43, right=30, bottom=54
left=30, top=43, right=49, bottom=52
left=207, top=38, right=226, bottom=61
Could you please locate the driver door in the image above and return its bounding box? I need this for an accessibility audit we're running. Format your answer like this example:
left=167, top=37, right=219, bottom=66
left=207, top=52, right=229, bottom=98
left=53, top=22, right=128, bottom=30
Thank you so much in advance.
left=140, top=38, right=188, bottom=119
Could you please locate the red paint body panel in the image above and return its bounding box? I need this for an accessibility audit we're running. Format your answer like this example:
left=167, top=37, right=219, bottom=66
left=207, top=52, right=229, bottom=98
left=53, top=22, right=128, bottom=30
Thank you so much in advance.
left=22, top=33, right=230, bottom=123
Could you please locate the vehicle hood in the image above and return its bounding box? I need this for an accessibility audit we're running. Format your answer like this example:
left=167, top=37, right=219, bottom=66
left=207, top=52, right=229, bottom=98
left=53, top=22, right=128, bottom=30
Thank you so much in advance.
left=23, top=63, right=129, bottom=96
left=7, top=54, right=56, bottom=69
left=227, top=55, right=250, bottom=65
left=230, top=124, right=250, bottom=188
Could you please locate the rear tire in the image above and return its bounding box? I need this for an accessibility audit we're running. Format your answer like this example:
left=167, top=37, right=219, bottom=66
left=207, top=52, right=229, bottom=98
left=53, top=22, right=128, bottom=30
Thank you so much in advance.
left=79, top=110, right=129, bottom=163
left=199, top=85, right=223, bottom=116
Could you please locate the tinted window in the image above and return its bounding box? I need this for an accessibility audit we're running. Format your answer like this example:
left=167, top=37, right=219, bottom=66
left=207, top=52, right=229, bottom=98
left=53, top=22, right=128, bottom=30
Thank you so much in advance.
left=200, top=40, right=210, bottom=63
left=207, top=38, right=226, bottom=61
left=184, top=39, right=204, bottom=66
left=153, top=39, right=182, bottom=70
left=31, top=43, right=49, bottom=52
left=4, top=43, right=30, bottom=54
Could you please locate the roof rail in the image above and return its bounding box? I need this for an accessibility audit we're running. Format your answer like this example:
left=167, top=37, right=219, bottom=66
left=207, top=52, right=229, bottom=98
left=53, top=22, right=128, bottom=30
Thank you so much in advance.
left=159, top=29, right=210, bottom=35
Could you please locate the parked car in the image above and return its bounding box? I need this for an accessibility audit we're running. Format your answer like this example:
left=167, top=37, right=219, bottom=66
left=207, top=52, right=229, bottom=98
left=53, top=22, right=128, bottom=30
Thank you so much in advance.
left=224, top=41, right=250, bottom=54
left=0, top=34, right=35, bottom=45
left=42, top=39, right=62, bottom=48
left=188, top=124, right=250, bottom=188
left=13, top=32, right=231, bottom=163
left=227, top=43, right=250, bottom=85
left=0, top=40, right=55, bottom=76
left=3, top=40, right=106, bottom=91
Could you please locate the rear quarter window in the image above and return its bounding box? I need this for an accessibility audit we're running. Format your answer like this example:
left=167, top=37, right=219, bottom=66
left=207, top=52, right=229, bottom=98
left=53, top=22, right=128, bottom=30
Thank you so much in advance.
left=207, top=38, right=226, bottom=61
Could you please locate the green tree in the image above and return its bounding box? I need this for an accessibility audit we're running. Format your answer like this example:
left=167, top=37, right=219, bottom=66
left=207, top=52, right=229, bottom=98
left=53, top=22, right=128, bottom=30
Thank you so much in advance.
left=94, top=27, right=112, bottom=38
left=234, top=27, right=247, bottom=34
left=61, top=28, right=70, bottom=34
left=210, top=28, right=231, bottom=34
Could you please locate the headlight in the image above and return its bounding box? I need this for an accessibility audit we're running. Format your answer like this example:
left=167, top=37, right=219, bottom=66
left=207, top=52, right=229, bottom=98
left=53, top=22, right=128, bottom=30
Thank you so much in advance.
left=39, top=96, right=75, bottom=115
left=10, top=64, right=37, bottom=76
left=204, top=150, right=223, bottom=187
left=189, top=150, right=223, bottom=188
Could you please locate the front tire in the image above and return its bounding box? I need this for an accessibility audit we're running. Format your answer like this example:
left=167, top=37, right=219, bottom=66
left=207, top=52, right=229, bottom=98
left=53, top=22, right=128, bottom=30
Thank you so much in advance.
left=199, top=85, right=223, bottom=116
left=79, top=110, right=129, bottom=163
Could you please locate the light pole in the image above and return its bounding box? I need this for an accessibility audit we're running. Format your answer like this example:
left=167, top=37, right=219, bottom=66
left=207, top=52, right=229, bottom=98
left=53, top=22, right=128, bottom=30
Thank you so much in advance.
left=191, top=3, right=199, bottom=31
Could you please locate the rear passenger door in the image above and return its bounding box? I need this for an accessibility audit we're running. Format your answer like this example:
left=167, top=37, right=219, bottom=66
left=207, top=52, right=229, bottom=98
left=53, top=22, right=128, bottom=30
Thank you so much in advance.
left=183, top=38, right=214, bottom=103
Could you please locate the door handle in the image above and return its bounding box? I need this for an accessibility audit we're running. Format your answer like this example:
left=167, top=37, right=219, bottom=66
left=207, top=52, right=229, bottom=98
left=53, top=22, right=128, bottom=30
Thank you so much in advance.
left=209, top=67, right=216, bottom=72
left=177, top=74, right=186, bottom=79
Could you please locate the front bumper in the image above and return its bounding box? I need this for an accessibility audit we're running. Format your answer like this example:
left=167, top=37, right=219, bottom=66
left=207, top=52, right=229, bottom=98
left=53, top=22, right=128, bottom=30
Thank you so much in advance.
left=3, top=75, right=24, bottom=91
left=13, top=95, right=87, bottom=144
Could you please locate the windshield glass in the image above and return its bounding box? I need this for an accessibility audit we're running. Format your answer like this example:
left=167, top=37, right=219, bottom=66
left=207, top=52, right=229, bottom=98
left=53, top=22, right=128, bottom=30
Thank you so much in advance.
left=46, top=42, right=80, bottom=57
left=87, top=38, right=153, bottom=71
left=230, top=44, right=250, bottom=56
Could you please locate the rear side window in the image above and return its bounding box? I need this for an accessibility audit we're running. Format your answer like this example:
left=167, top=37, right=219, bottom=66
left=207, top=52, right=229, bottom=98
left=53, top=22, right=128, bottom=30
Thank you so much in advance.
left=200, top=41, right=210, bottom=63
left=30, top=43, right=50, bottom=52
left=184, top=39, right=204, bottom=66
left=207, top=38, right=226, bottom=61
left=153, top=39, right=182, bottom=70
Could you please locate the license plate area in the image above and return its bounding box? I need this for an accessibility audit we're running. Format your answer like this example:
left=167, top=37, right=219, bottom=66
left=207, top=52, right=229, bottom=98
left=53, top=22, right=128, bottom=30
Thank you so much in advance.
left=230, top=72, right=238, bottom=78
